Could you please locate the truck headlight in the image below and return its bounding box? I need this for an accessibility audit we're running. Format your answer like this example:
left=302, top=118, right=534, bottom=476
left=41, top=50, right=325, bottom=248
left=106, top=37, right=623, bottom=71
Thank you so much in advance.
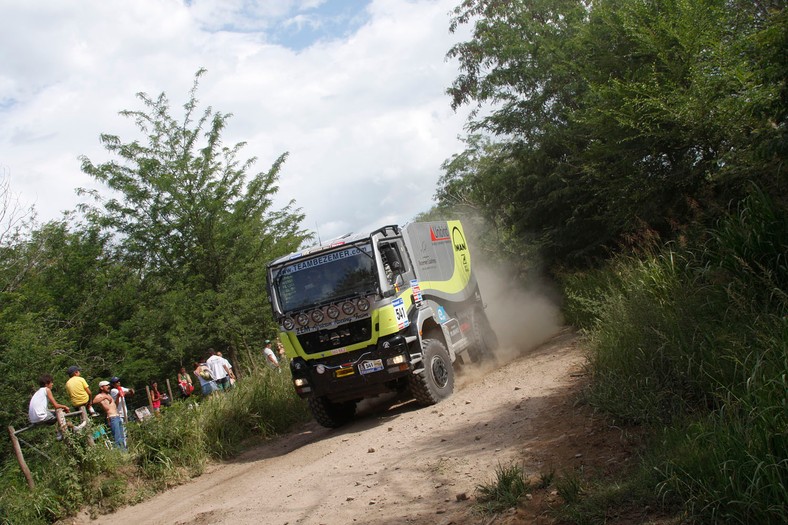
left=387, top=355, right=406, bottom=365
left=294, top=378, right=309, bottom=387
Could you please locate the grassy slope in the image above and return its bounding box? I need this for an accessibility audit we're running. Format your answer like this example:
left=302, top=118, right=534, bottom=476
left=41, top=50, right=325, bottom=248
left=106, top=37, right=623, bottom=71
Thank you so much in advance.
left=558, top=190, right=787, bottom=524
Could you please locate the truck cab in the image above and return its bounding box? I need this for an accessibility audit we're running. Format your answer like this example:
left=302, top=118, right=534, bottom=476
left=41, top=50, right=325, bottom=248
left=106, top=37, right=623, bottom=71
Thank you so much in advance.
left=266, top=221, right=496, bottom=427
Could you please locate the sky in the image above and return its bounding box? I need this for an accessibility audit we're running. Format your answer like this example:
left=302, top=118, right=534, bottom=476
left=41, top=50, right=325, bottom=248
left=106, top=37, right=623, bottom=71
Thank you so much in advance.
left=0, top=0, right=474, bottom=243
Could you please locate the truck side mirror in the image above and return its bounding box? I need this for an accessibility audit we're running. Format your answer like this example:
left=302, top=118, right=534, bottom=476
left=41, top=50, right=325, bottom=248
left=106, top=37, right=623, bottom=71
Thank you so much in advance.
left=381, top=244, right=403, bottom=273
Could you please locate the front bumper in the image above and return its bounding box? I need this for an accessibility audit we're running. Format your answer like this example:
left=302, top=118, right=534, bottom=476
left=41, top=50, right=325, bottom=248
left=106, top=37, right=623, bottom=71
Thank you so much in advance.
left=290, top=335, right=412, bottom=402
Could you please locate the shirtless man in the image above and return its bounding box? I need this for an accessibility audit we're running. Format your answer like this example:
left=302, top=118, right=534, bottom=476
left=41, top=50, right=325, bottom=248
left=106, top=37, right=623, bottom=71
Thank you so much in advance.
left=93, top=380, right=126, bottom=450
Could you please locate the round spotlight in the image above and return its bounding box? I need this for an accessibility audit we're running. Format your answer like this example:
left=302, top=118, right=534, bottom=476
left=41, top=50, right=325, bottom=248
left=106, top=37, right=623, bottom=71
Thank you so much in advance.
left=327, top=305, right=340, bottom=319
left=282, top=317, right=295, bottom=331
left=356, top=298, right=370, bottom=312
left=311, top=309, right=324, bottom=323
left=342, top=301, right=355, bottom=315
left=296, top=313, right=309, bottom=326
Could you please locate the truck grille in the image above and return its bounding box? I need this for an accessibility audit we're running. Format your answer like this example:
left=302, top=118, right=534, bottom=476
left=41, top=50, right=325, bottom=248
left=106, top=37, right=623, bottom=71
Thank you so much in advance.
left=297, top=318, right=373, bottom=355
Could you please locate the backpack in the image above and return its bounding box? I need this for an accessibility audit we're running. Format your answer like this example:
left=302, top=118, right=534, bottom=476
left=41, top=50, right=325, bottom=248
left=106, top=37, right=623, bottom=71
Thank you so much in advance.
left=199, top=366, right=213, bottom=381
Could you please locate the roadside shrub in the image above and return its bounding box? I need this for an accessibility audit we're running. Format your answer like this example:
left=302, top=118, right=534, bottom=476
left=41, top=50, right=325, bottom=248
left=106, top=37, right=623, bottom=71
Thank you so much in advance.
left=130, top=400, right=207, bottom=486
left=198, top=367, right=310, bottom=458
left=560, top=189, right=788, bottom=524
left=0, top=421, right=129, bottom=524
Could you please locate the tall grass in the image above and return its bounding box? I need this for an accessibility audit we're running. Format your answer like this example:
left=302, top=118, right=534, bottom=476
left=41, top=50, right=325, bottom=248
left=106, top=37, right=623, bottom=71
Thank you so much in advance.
left=475, top=462, right=530, bottom=513
left=561, top=189, right=788, bottom=524
left=0, top=366, right=310, bottom=523
left=197, top=366, right=310, bottom=458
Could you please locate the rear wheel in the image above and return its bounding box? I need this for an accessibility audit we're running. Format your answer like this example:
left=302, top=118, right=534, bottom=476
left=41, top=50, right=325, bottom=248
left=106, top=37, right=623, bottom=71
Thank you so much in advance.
left=468, top=309, right=498, bottom=364
left=409, top=338, right=454, bottom=405
left=308, top=396, right=356, bottom=428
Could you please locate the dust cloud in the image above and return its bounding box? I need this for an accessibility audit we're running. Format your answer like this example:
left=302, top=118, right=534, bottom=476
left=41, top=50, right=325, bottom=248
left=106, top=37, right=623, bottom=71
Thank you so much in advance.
left=453, top=261, right=563, bottom=388
left=477, top=262, right=564, bottom=361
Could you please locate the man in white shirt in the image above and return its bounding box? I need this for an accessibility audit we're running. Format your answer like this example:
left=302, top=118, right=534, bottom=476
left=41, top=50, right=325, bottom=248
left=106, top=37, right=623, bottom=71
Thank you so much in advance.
left=29, top=374, right=69, bottom=425
left=206, top=349, right=232, bottom=391
left=216, top=351, right=236, bottom=387
left=263, top=340, right=280, bottom=371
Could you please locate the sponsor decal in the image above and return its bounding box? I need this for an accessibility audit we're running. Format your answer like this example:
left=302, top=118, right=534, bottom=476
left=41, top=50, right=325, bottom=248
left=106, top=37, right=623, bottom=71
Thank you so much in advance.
left=280, top=245, right=371, bottom=275
left=327, top=347, right=350, bottom=356
left=410, top=279, right=422, bottom=304
left=430, top=224, right=450, bottom=242
left=436, top=306, right=449, bottom=324
left=295, top=313, right=370, bottom=335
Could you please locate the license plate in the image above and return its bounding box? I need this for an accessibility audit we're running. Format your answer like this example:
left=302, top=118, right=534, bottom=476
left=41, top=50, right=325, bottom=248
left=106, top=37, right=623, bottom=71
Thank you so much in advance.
left=359, top=359, right=384, bottom=375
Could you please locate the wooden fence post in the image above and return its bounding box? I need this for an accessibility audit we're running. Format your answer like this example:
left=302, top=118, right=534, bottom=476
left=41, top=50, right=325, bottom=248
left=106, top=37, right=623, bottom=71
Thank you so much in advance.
left=8, top=425, right=34, bottom=489
left=55, top=408, right=67, bottom=434
left=80, top=407, right=94, bottom=446
left=145, top=385, right=152, bottom=412
left=165, top=379, right=173, bottom=405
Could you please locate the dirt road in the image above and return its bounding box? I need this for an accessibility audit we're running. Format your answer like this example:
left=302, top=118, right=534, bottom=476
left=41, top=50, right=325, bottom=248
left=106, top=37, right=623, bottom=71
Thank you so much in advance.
left=83, top=326, right=633, bottom=525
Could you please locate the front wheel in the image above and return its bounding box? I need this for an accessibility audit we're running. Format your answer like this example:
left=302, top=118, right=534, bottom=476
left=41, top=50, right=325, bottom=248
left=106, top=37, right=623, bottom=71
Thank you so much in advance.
left=409, top=338, right=454, bottom=405
left=308, top=396, right=356, bottom=428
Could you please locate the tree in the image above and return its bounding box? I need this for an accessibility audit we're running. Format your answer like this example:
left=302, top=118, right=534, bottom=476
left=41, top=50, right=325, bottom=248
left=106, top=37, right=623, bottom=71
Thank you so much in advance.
left=443, top=0, right=786, bottom=267
left=79, top=69, right=309, bottom=374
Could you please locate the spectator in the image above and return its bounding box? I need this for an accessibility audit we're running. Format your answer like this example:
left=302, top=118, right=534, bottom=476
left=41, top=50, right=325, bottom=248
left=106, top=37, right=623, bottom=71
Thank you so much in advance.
left=263, top=340, right=280, bottom=371
left=217, top=351, right=236, bottom=387
left=150, top=382, right=162, bottom=413
left=206, top=349, right=232, bottom=391
left=194, top=361, right=217, bottom=396
left=109, top=377, right=134, bottom=422
left=29, top=374, right=69, bottom=425
left=93, top=380, right=126, bottom=450
left=177, top=366, right=194, bottom=397
left=65, top=365, right=95, bottom=415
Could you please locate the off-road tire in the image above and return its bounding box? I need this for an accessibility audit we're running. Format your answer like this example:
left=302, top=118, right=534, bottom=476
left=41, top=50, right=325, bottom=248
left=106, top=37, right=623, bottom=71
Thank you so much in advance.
left=409, top=338, right=454, bottom=405
left=308, top=396, right=356, bottom=428
left=468, top=309, right=499, bottom=364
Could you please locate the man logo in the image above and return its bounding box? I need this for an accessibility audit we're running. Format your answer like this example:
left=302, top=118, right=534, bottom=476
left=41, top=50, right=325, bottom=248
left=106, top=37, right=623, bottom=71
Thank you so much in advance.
left=451, top=226, right=470, bottom=277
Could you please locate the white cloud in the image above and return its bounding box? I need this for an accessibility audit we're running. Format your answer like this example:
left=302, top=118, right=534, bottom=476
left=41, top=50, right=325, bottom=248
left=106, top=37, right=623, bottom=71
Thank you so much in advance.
left=0, top=0, right=472, bottom=242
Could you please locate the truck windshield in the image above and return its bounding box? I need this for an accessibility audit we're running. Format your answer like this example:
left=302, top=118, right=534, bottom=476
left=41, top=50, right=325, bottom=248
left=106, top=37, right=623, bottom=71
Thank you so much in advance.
left=272, top=244, right=377, bottom=312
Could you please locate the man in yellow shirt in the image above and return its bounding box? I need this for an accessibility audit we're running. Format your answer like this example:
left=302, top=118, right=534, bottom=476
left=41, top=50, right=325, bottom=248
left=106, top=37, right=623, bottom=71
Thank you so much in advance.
left=65, top=365, right=94, bottom=414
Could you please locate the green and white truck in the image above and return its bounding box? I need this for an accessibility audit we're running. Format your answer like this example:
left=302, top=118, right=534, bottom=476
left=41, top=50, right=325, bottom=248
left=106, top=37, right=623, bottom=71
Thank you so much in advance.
left=266, top=220, right=497, bottom=427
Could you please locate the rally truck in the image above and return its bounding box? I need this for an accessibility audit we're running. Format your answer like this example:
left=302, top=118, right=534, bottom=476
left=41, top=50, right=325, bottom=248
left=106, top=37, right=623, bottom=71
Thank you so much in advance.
left=265, top=220, right=497, bottom=427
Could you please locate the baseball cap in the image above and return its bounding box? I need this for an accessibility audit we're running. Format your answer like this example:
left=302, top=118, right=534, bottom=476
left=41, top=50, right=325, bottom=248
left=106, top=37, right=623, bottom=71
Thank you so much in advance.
left=109, top=376, right=121, bottom=384
left=265, top=339, right=271, bottom=344
left=98, top=380, right=110, bottom=387
left=67, top=365, right=80, bottom=375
